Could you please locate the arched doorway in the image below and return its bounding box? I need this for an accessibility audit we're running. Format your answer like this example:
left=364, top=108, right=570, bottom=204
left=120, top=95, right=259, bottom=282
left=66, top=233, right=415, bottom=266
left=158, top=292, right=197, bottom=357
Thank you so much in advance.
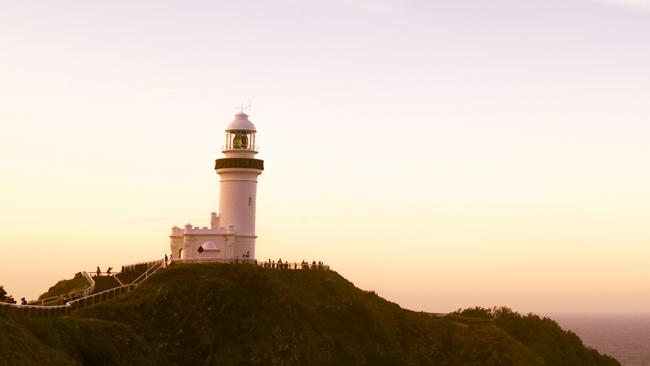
left=179, top=248, right=184, bottom=259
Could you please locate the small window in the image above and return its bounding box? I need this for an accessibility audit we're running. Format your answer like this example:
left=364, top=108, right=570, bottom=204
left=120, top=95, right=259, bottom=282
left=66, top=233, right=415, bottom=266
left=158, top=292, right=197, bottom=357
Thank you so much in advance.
left=248, top=197, right=252, bottom=206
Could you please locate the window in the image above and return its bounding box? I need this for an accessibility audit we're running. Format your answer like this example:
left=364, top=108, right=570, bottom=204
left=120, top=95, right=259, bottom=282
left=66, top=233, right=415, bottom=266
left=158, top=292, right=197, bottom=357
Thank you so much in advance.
left=248, top=197, right=252, bottom=206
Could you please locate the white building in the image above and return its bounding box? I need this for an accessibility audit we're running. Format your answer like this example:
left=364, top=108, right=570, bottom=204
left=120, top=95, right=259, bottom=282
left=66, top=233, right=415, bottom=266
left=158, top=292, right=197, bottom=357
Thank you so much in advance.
left=170, top=112, right=264, bottom=262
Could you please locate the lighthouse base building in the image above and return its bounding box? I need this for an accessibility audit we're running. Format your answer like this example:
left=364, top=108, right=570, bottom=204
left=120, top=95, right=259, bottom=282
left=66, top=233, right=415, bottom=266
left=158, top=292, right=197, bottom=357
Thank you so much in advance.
left=170, top=112, right=263, bottom=262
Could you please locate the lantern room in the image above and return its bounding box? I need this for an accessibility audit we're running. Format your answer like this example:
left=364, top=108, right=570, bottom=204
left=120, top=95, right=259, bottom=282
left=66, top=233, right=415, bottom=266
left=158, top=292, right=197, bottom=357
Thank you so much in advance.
left=223, top=112, right=257, bottom=152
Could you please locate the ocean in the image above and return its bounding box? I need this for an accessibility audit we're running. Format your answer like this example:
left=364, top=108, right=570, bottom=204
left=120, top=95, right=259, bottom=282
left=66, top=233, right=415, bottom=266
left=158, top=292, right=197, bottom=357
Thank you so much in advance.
left=551, top=314, right=650, bottom=366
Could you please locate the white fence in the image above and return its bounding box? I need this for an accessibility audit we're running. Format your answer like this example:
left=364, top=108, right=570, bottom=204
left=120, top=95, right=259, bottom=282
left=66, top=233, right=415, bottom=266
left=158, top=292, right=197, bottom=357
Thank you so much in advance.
left=1, top=257, right=330, bottom=318
left=0, top=261, right=164, bottom=318
left=171, top=257, right=330, bottom=270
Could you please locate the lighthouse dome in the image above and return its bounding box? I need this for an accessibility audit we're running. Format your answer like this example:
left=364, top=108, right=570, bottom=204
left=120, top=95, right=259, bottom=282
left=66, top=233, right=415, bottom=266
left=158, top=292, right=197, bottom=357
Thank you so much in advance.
left=226, top=113, right=256, bottom=132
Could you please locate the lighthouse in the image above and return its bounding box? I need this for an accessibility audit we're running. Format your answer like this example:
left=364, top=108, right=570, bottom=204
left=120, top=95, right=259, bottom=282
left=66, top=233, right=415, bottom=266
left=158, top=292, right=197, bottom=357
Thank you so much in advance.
left=169, top=112, right=264, bottom=262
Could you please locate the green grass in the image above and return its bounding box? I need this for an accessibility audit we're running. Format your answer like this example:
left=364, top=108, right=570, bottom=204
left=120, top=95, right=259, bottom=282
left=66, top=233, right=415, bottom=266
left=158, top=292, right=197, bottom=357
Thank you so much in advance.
left=0, top=316, right=155, bottom=366
left=90, top=276, right=120, bottom=294
left=3, top=263, right=621, bottom=365
left=115, top=264, right=150, bottom=285
left=77, top=263, right=619, bottom=366
left=38, top=276, right=89, bottom=301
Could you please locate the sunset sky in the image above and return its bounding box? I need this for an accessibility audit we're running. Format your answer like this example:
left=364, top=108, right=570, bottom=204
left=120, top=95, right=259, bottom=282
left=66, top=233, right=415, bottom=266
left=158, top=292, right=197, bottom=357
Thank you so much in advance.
left=1, top=0, right=649, bottom=313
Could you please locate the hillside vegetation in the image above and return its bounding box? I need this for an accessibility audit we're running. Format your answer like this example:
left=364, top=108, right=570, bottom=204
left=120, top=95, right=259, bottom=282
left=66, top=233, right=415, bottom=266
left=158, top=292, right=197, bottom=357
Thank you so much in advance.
left=1, top=263, right=620, bottom=365
left=38, top=275, right=88, bottom=301
left=0, top=317, right=153, bottom=365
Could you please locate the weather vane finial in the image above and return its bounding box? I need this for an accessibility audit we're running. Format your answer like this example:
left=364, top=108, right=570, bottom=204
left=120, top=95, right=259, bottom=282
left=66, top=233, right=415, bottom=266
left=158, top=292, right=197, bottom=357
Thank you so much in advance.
left=238, top=101, right=252, bottom=115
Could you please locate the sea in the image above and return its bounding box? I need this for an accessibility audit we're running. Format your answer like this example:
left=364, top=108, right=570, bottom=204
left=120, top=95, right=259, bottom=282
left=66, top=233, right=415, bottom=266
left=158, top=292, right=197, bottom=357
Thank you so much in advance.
left=550, top=313, right=650, bottom=366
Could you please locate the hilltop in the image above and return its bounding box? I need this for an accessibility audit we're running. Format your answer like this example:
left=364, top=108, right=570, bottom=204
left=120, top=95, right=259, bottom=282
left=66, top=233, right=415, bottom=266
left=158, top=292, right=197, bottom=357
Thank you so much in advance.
left=1, top=263, right=620, bottom=365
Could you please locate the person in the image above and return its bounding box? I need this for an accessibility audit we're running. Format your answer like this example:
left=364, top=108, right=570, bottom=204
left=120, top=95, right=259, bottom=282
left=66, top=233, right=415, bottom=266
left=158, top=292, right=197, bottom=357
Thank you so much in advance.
left=96, top=266, right=101, bottom=277
left=20, top=297, right=27, bottom=305
left=312, top=261, right=317, bottom=269
left=106, top=267, right=113, bottom=275
left=164, top=254, right=168, bottom=266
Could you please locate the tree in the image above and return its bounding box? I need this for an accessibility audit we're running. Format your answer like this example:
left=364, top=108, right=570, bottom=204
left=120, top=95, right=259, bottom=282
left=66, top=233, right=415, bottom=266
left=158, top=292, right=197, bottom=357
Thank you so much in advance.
left=0, top=285, right=16, bottom=304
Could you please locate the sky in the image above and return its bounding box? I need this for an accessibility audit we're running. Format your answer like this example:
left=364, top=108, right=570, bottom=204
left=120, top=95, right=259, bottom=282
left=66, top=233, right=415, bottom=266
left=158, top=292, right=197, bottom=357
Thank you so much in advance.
left=1, top=0, right=649, bottom=314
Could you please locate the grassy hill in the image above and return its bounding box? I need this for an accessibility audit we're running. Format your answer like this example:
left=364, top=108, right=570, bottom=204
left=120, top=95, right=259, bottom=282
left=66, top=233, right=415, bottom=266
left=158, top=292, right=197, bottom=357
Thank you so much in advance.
left=38, top=276, right=88, bottom=301
left=1, top=263, right=620, bottom=365
left=0, top=317, right=154, bottom=365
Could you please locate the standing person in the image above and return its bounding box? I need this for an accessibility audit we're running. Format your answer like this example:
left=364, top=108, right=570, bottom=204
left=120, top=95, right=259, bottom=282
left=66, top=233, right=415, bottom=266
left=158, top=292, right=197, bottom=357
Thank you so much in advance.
left=106, top=267, right=113, bottom=276
left=165, top=254, right=168, bottom=266
left=96, top=266, right=101, bottom=277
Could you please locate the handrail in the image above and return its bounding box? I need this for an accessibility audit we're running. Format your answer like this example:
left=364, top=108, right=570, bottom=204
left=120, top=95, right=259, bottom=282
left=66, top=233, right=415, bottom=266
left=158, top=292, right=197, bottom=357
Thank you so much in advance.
left=1, top=259, right=166, bottom=318
left=2, top=257, right=331, bottom=319
left=257, top=261, right=330, bottom=270
left=171, top=258, right=330, bottom=270
left=131, top=261, right=162, bottom=286
left=86, top=271, right=121, bottom=276
left=34, top=294, right=63, bottom=306
left=121, top=260, right=160, bottom=272
left=31, top=271, right=96, bottom=306
left=81, top=271, right=95, bottom=297
left=0, top=300, right=72, bottom=317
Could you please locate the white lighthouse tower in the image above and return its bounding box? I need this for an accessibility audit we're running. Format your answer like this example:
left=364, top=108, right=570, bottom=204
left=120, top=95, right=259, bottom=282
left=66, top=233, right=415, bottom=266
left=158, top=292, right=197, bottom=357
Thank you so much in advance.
left=169, top=112, right=264, bottom=262
left=215, top=112, right=264, bottom=259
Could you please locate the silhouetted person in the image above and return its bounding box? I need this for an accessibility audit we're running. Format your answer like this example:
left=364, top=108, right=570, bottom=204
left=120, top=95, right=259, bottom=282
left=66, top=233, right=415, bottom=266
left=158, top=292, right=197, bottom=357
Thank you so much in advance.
left=21, top=297, right=27, bottom=305
left=106, top=267, right=113, bottom=275
left=165, top=254, right=168, bottom=266
left=96, top=266, right=101, bottom=277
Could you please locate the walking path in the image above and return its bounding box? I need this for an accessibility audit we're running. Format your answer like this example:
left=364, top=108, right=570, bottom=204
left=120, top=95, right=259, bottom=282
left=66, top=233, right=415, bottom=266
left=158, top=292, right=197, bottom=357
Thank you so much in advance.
left=113, top=273, right=125, bottom=287
left=0, top=259, right=164, bottom=318
left=1, top=258, right=489, bottom=327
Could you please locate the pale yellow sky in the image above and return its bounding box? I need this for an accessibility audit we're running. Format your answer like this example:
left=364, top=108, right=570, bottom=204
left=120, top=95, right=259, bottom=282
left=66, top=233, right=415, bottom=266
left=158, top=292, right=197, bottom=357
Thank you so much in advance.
left=1, top=0, right=649, bottom=313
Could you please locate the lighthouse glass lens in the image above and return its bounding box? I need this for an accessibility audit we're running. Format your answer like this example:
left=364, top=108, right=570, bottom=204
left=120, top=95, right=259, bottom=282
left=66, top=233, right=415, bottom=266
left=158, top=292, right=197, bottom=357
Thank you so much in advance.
left=226, top=132, right=255, bottom=151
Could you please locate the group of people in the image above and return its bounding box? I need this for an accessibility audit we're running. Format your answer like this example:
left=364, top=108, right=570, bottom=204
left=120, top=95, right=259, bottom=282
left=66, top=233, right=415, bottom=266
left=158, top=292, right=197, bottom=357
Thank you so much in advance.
left=260, top=259, right=326, bottom=270
left=56, top=291, right=82, bottom=305
left=94, top=266, right=113, bottom=277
